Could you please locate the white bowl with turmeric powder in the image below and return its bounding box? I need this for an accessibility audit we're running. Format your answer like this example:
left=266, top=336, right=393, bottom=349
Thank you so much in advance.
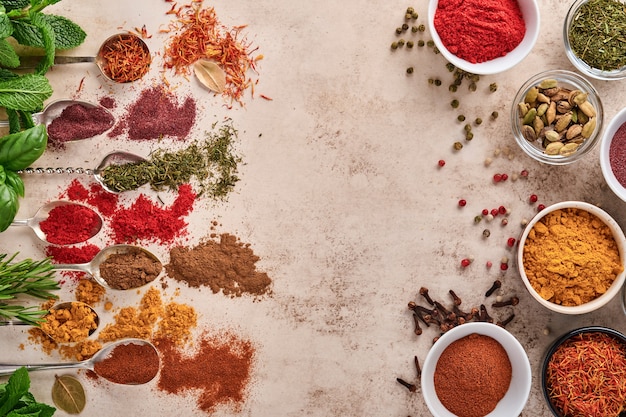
left=517, top=201, right=626, bottom=314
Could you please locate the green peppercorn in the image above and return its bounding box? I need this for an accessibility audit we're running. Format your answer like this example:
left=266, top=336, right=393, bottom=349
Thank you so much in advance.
left=428, top=78, right=435, bottom=85
left=453, top=77, right=462, bottom=86
left=451, top=99, right=459, bottom=108
left=417, top=40, right=425, bottom=47
left=397, top=39, right=405, bottom=47
left=475, top=118, right=483, bottom=125
left=406, top=67, right=414, bottom=74
left=491, top=111, right=499, bottom=120
left=469, top=74, right=480, bottom=82
left=445, top=63, right=455, bottom=72
left=457, top=115, right=466, bottom=122
left=468, top=82, right=477, bottom=92
left=453, top=141, right=463, bottom=150
left=406, top=41, right=414, bottom=48
left=464, top=124, right=472, bottom=132
left=396, top=27, right=403, bottom=35
left=411, top=26, right=418, bottom=33
left=434, top=79, right=442, bottom=86
left=412, top=12, right=418, bottom=19
left=449, top=85, right=458, bottom=93
left=402, top=23, right=409, bottom=31
left=406, top=7, right=415, bottom=14
left=465, top=132, right=474, bottom=141
left=427, top=40, right=435, bottom=48
left=483, top=229, right=491, bottom=238
left=489, top=83, right=498, bottom=92
left=474, top=215, right=482, bottom=223
left=405, top=13, right=412, bottom=20
left=419, top=24, right=425, bottom=32
left=391, top=42, right=399, bottom=50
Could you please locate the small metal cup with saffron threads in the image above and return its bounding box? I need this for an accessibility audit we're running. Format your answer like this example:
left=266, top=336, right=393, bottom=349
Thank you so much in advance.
left=95, top=33, right=151, bottom=83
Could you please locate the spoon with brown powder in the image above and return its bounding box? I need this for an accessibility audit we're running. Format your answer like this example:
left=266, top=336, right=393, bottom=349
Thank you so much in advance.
left=52, top=244, right=163, bottom=290
left=0, top=338, right=159, bottom=384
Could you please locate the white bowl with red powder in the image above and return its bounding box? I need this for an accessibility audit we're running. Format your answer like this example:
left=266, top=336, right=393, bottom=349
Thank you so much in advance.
left=427, top=0, right=540, bottom=74
left=421, top=322, right=531, bottom=417
left=600, top=107, right=626, bottom=202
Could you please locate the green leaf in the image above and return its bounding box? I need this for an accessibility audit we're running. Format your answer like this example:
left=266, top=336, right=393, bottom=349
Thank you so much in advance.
left=45, top=15, right=86, bottom=50
left=6, top=401, right=56, bottom=416
left=0, top=367, right=29, bottom=416
left=0, top=182, right=18, bottom=231
left=0, top=13, right=13, bottom=39
left=0, top=74, right=52, bottom=111
left=51, top=375, right=85, bottom=414
left=0, top=38, right=20, bottom=69
left=10, top=21, right=42, bottom=48
left=5, top=170, right=24, bottom=197
left=0, top=0, right=29, bottom=12
left=28, top=12, right=54, bottom=74
left=0, top=68, right=19, bottom=81
left=0, top=124, right=47, bottom=170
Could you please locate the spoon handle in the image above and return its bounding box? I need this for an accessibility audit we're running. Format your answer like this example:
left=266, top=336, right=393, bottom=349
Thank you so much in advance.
left=0, top=362, right=89, bottom=376
left=17, top=55, right=96, bottom=69
left=15, top=167, right=95, bottom=176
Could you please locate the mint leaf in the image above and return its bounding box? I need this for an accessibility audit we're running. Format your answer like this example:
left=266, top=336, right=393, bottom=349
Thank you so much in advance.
left=6, top=402, right=56, bottom=417
left=0, top=14, right=13, bottom=39
left=0, top=0, right=29, bottom=12
left=0, top=38, right=19, bottom=68
left=28, top=12, right=54, bottom=74
left=10, top=21, right=42, bottom=48
left=0, top=68, right=19, bottom=81
left=0, top=367, right=29, bottom=415
left=44, top=14, right=85, bottom=49
left=0, top=74, right=52, bottom=110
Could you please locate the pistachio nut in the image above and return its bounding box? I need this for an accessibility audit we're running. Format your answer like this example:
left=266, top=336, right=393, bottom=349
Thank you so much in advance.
left=559, top=142, right=579, bottom=156
left=536, top=102, right=549, bottom=117
left=568, top=89, right=583, bottom=106
left=522, top=107, right=537, bottom=125
left=542, top=87, right=559, bottom=97
left=556, top=101, right=572, bottom=113
left=545, top=142, right=564, bottom=155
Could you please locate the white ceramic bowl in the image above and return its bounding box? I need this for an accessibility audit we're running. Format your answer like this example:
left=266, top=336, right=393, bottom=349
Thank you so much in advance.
left=511, top=69, right=603, bottom=165
left=421, top=322, right=531, bottom=417
left=427, top=0, right=540, bottom=74
left=600, top=106, right=626, bottom=202
left=563, top=0, right=626, bottom=80
left=517, top=201, right=626, bottom=314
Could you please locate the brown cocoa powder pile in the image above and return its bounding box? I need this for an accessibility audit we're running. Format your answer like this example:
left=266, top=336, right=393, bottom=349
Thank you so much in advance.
left=99, top=247, right=163, bottom=290
left=165, top=233, right=272, bottom=297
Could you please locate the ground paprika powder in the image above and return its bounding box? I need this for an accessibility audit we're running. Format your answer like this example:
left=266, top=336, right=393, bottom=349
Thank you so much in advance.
left=39, top=203, right=101, bottom=245
left=433, top=0, right=526, bottom=63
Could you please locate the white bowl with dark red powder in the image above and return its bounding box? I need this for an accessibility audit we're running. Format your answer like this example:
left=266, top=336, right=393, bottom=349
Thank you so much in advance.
left=600, top=106, right=626, bottom=202
left=421, top=322, right=531, bottom=417
left=427, top=0, right=540, bottom=74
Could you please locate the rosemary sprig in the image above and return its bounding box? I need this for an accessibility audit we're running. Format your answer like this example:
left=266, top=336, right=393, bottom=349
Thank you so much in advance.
left=0, top=253, right=59, bottom=325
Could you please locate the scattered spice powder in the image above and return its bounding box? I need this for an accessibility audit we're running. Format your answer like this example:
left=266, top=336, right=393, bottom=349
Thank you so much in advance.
left=433, top=0, right=526, bottom=63
left=434, top=333, right=512, bottom=417
left=64, top=179, right=119, bottom=217
left=45, top=244, right=101, bottom=283
left=39, top=203, right=101, bottom=245
left=162, top=1, right=261, bottom=105
left=74, top=279, right=106, bottom=306
left=108, top=86, right=196, bottom=141
left=156, top=331, right=254, bottom=414
left=47, top=104, right=114, bottom=148
left=546, top=332, right=626, bottom=417
left=98, top=247, right=163, bottom=290
left=93, top=341, right=160, bottom=384
left=166, top=233, right=272, bottom=297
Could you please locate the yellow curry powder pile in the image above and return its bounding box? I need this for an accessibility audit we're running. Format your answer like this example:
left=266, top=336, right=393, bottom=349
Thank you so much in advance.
left=522, top=207, right=623, bottom=306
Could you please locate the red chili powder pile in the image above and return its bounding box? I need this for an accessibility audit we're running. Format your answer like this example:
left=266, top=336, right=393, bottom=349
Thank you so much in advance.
left=108, top=86, right=196, bottom=141
left=433, top=0, right=526, bottom=63
left=45, top=244, right=101, bottom=283
left=39, top=204, right=101, bottom=245
left=156, top=332, right=255, bottom=414
left=63, top=179, right=119, bottom=217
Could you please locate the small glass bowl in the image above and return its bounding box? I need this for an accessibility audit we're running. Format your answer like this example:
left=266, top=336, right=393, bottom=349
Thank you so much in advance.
left=541, top=326, right=626, bottom=416
left=563, top=0, right=626, bottom=81
left=511, top=69, right=603, bottom=165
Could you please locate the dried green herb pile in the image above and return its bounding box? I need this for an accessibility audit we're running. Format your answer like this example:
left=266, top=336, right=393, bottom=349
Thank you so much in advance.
left=100, top=121, right=241, bottom=199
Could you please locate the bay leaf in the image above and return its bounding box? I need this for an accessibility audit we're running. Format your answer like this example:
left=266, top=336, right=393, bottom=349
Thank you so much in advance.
left=194, top=59, right=226, bottom=93
left=51, top=374, right=86, bottom=414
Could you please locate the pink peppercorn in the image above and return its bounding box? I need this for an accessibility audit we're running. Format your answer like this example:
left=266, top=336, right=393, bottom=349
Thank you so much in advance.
left=507, top=237, right=516, bottom=247
left=493, top=173, right=502, bottom=183
left=458, top=199, right=467, bottom=207
left=500, top=173, right=508, bottom=181
left=438, top=159, right=446, bottom=167
left=520, top=169, right=529, bottom=177
left=500, top=262, right=509, bottom=271
left=537, top=204, right=546, bottom=212
left=498, top=205, right=506, bottom=215
left=490, top=208, right=499, bottom=217
left=461, top=258, right=471, bottom=267
left=486, top=261, right=493, bottom=268
left=482, top=209, right=489, bottom=216
left=529, top=194, right=538, bottom=203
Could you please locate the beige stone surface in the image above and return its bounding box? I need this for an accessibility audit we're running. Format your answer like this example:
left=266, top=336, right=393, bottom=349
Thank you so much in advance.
left=0, top=0, right=625, bottom=416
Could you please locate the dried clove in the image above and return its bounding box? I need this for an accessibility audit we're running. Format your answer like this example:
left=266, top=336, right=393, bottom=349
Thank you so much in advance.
left=408, top=302, right=431, bottom=327
left=479, top=304, right=494, bottom=323
left=396, top=377, right=417, bottom=392
left=449, top=289, right=462, bottom=305
left=497, top=313, right=515, bottom=328
left=419, top=287, right=435, bottom=306
left=485, top=280, right=502, bottom=297
left=492, top=296, right=519, bottom=308
left=414, top=356, right=422, bottom=379
left=434, top=301, right=456, bottom=321
left=412, top=313, right=423, bottom=335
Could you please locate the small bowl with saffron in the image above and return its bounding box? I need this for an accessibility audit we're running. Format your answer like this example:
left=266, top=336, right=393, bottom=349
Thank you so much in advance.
left=427, top=0, right=540, bottom=74
left=542, top=326, right=626, bottom=417
left=517, top=201, right=626, bottom=315
left=564, top=0, right=626, bottom=80
left=600, top=106, right=626, bottom=203
left=421, top=322, right=532, bottom=417
left=512, top=70, right=603, bottom=165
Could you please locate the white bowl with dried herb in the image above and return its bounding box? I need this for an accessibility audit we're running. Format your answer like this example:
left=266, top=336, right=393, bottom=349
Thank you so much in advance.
left=511, top=69, right=603, bottom=165
left=564, top=0, right=626, bottom=80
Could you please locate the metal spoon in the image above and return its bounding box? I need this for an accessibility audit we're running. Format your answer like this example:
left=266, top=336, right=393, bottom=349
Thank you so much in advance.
left=52, top=244, right=163, bottom=290
left=0, top=301, right=100, bottom=340
left=10, top=200, right=103, bottom=245
left=17, top=150, right=149, bottom=194
left=0, top=99, right=114, bottom=131
left=17, top=32, right=151, bottom=83
left=0, top=338, right=159, bottom=384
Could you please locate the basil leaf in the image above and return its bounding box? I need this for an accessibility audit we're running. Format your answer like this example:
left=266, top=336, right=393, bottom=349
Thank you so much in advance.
left=0, top=124, right=47, bottom=170
left=0, top=38, right=20, bottom=68
left=28, top=12, right=54, bottom=74
left=0, top=367, right=29, bottom=415
left=45, top=14, right=86, bottom=49
left=0, top=0, right=29, bottom=12
left=0, top=74, right=52, bottom=111
left=5, top=170, right=24, bottom=196
left=0, top=181, right=18, bottom=231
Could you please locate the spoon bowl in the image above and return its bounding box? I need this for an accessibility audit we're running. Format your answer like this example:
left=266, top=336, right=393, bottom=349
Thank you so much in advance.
left=93, top=151, right=149, bottom=193
left=52, top=244, right=163, bottom=290
left=0, top=338, right=159, bottom=384
left=10, top=201, right=103, bottom=245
